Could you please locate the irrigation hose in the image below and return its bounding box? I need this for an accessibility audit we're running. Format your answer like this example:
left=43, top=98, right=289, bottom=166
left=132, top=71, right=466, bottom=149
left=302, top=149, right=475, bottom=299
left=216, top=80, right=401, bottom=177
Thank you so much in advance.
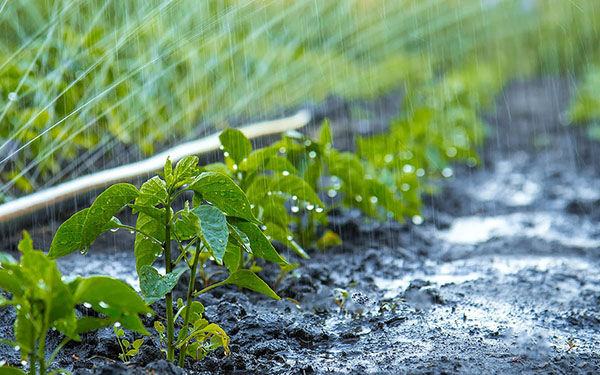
left=0, top=109, right=312, bottom=224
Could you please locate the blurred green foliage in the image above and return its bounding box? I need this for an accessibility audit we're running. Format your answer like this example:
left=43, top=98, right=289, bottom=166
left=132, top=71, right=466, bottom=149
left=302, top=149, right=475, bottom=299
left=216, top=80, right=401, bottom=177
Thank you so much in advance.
left=0, top=0, right=599, bottom=197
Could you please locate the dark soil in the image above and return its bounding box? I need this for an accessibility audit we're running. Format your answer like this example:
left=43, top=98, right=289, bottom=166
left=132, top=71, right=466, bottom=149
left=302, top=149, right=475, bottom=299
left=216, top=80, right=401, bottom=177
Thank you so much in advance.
left=2, top=77, right=600, bottom=374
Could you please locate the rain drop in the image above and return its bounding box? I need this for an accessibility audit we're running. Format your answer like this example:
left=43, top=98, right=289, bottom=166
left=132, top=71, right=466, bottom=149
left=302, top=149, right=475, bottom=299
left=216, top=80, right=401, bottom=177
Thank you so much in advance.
left=355, top=195, right=363, bottom=202
left=80, top=248, right=88, bottom=255
left=129, top=230, right=135, bottom=235
left=223, top=151, right=230, bottom=157
left=291, top=195, right=298, bottom=200
left=219, top=145, right=224, bottom=150
left=401, top=183, right=411, bottom=191
left=315, top=207, right=324, bottom=213
left=403, top=164, right=415, bottom=173
left=282, top=170, right=290, bottom=176
left=442, top=167, right=454, bottom=178
left=286, top=235, right=293, bottom=240
left=308, top=151, right=317, bottom=158
left=110, top=227, right=119, bottom=232
left=83, top=302, right=92, bottom=309
left=261, top=225, right=267, bottom=230
left=304, top=140, right=312, bottom=146
left=14, top=345, right=20, bottom=351
left=279, top=147, right=287, bottom=154
left=306, top=204, right=315, bottom=211
left=384, top=154, right=394, bottom=163
left=114, top=322, right=121, bottom=328
left=232, top=164, right=238, bottom=170
left=416, top=168, right=426, bottom=177
left=412, top=215, right=424, bottom=225
left=446, top=147, right=458, bottom=157
left=327, top=189, right=338, bottom=198
left=370, top=196, right=378, bottom=204
left=291, top=206, right=300, bottom=213
left=99, top=301, right=109, bottom=308
left=8, top=92, right=17, bottom=101
left=267, top=191, right=272, bottom=196
left=20, top=360, right=27, bottom=366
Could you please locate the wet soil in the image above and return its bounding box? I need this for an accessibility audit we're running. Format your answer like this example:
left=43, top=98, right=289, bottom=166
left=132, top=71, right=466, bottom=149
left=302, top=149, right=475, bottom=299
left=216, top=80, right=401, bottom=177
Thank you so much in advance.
left=2, top=77, right=600, bottom=374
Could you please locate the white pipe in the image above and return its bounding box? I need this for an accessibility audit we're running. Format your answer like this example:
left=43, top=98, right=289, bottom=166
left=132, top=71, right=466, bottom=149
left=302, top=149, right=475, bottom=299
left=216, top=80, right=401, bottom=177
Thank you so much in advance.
left=0, top=109, right=312, bottom=223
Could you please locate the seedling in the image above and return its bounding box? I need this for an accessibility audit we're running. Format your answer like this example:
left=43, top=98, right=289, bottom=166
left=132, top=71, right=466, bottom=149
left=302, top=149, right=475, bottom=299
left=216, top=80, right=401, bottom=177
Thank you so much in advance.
left=47, top=156, right=286, bottom=368
left=0, top=231, right=150, bottom=375
left=114, top=325, right=144, bottom=363
left=211, top=122, right=406, bottom=253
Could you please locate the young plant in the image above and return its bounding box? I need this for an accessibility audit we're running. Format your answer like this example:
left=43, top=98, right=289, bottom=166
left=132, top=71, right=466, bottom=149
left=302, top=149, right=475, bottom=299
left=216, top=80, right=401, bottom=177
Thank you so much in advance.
left=47, top=156, right=286, bottom=368
left=114, top=325, right=144, bottom=363
left=212, top=122, right=406, bottom=251
left=0, top=232, right=150, bottom=375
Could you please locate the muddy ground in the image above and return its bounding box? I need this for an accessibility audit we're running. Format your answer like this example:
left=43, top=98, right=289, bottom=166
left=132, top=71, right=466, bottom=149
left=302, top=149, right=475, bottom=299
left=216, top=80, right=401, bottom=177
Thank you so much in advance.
left=2, top=77, right=600, bottom=374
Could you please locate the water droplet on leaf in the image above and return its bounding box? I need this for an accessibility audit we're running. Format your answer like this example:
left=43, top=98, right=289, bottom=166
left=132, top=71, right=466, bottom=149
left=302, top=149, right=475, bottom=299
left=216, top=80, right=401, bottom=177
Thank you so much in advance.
left=412, top=215, right=424, bottom=225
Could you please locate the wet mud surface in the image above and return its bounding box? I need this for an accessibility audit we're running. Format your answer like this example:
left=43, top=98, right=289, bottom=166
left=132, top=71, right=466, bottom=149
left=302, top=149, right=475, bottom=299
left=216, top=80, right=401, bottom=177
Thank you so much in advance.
left=2, top=77, right=600, bottom=374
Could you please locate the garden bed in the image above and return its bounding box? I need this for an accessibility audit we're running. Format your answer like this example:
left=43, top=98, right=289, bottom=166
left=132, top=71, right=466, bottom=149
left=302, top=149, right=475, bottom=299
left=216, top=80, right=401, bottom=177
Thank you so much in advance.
left=2, top=77, right=600, bottom=374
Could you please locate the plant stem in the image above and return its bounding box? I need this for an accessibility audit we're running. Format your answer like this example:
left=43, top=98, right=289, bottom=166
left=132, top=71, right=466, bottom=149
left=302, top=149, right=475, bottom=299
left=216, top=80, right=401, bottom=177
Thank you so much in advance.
left=193, top=280, right=226, bottom=297
left=38, top=329, right=47, bottom=375
left=177, top=245, right=204, bottom=367
left=28, top=352, right=36, bottom=375
left=164, top=199, right=175, bottom=363
left=47, top=338, right=70, bottom=369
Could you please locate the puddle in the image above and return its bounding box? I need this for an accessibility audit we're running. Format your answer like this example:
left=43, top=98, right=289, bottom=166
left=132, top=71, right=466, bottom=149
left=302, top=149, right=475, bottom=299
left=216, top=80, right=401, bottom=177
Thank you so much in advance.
left=469, top=160, right=541, bottom=207
left=373, top=255, right=596, bottom=299
left=437, top=212, right=600, bottom=247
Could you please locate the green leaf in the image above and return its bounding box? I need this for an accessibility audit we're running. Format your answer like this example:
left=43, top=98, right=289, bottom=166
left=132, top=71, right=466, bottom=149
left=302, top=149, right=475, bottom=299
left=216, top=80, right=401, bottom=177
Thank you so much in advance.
left=76, top=317, right=113, bottom=334
left=133, top=338, right=144, bottom=349
left=134, top=176, right=168, bottom=210
left=250, top=175, right=323, bottom=207
left=17, top=230, right=34, bottom=254
left=21, top=251, right=75, bottom=325
left=0, top=367, right=27, bottom=375
left=242, top=146, right=278, bottom=172
left=134, top=212, right=165, bottom=273
left=128, top=204, right=165, bottom=221
left=320, top=118, right=333, bottom=147
left=223, top=243, right=241, bottom=274
left=74, top=276, right=151, bottom=335
left=189, top=172, right=258, bottom=223
left=171, top=156, right=199, bottom=189
left=263, top=157, right=298, bottom=175
left=264, top=222, right=309, bottom=259
left=14, top=311, right=35, bottom=357
left=219, top=127, right=252, bottom=165
left=228, top=219, right=287, bottom=266
left=224, top=270, right=280, bottom=300
left=154, top=321, right=165, bottom=334
left=173, top=209, right=199, bottom=241
left=48, top=183, right=139, bottom=258
left=101, top=216, right=122, bottom=232
left=164, top=157, right=174, bottom=187
left=54, top=312, right=80, bottom=341
left=139, top=266, right=187, bottom=304
left=0, top=269, right=22, bottom=296
left=193, top=205, right=229, bottom=264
